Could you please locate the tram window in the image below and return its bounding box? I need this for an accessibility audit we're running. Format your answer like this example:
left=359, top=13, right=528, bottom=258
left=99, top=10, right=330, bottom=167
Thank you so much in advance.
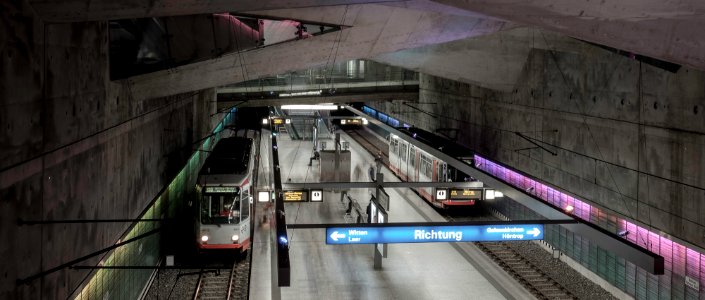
left=419, top=154, right=426, bottom=178
left=391, top=139, right=399, bottom=155
left=420, top=154, right=433, bottom=179
left=201, top=193, right=241, bottom=224
left=240, top=198, right=249, bottom=221
left=420, top=155, right=432, bottom=178
left=400, top=143, right=407, bottom=162
left=409, top=148, right=416, bottom=167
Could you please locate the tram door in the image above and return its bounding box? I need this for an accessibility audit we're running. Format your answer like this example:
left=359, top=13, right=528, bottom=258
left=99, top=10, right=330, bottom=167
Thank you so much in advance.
left=409, top=147, right=417, bottom=182
left=388, top=137, right=399, bottom=175
left=399, top=142, right=408, bottom=180
left=437, top=162, right=448, bottom=182
left=239, top=195, right=251, bottom=240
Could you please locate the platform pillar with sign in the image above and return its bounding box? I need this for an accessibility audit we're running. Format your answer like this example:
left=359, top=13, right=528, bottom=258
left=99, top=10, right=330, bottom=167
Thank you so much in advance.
left=372, top=197, right=383, bottom=270
left=373, top=245, right=383, bottom=269
left=373, top=172, right=387, bottom=269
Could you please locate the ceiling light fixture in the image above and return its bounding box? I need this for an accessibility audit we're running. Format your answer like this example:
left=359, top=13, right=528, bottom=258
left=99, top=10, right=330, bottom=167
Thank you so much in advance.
left=281, top=104, right=339, bottom=110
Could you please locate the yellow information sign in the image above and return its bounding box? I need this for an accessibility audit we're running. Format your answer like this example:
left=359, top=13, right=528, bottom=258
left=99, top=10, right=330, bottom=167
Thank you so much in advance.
left=272, top=118, right=285, bottom=125
left=284, top=190, right=307, bottom=202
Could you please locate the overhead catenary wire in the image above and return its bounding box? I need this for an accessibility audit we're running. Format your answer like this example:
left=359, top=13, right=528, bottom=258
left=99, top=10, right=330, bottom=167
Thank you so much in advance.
left=319, top=5, right=349, bottom=90
left=1, top=88, right=201, bottom=175
left=230, top=15, right=252, bottom=96
left=409, top=84, right=703, bottom=195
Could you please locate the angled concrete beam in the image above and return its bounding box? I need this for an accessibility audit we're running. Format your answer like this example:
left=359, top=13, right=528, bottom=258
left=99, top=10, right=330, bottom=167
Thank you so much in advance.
left=29, top=0, right=398, bottom=22
left=218, top=91, right=417, bottom=109
left=218, top=80, right=419, bottom=93
left=128, top=4, right=507, bottom=101
left=373, top=27, right=587, bottom=92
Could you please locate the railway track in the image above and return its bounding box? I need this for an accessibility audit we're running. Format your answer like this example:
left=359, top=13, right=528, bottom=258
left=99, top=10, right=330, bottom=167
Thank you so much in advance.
left=444, top=209, right=578, bottom=300
left=193, top=261, right=238, bottom=300
left=475, top=241, right=577, bottom=300
left=344, top=129, right=389, bottom=164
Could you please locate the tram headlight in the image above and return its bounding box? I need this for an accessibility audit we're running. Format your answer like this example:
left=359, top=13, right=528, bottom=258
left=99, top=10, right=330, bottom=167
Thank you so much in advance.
left=200, top=235, right=209, bottom=242
left=231, top=234, right=239, bottom=241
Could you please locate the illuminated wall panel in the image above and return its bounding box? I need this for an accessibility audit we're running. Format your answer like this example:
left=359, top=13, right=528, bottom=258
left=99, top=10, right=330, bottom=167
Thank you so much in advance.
left=475, top=154, right=705, bottom=299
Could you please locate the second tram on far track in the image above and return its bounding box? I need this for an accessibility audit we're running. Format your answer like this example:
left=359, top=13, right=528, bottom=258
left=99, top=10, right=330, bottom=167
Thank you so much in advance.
left=387, top=127, right=485, bottom=209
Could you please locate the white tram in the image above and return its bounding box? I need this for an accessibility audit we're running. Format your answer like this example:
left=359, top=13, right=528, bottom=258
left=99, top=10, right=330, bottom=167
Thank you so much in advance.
left=195, top=131, right=257, bottom=252
left=387, top=133, right=484, bottom=209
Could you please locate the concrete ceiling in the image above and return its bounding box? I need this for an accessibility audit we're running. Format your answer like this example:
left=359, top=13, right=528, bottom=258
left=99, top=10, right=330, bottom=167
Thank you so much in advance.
left=430, top=0, right=705, bottom=70
left=372, top=27, right=590, bottom=92
left=32, top=0, right=705, bottom=98
left=127, top=4, right=507, bottom=100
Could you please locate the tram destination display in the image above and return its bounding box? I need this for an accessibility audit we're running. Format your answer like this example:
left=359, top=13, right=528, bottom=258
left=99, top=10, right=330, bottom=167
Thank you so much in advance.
left=448, top=189, right=483, bottom=200
left=204, top=186, right=238, bottom=193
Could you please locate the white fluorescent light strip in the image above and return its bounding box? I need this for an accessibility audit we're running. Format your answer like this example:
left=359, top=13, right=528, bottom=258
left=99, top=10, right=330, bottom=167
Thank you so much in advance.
left=281, top=104, right=339, bottom=110
left=279, top=90, right=322, bottom=97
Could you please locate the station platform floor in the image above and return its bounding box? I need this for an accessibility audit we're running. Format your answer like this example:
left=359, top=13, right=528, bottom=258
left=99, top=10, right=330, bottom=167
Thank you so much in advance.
left=249, top=130, right=535, bottom=300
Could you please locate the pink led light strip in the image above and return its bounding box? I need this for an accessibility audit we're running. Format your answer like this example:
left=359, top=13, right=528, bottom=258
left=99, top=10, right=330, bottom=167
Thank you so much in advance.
left=474, top=155, right=704, bottom=285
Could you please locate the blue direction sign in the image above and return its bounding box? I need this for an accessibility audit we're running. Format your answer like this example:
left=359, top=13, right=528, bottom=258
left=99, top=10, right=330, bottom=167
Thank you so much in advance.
left=326, top=224, right=544, bottom=245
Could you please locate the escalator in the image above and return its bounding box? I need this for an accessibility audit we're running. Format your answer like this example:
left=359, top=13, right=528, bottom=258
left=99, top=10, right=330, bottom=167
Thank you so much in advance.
left=273, top=106, right=300, bottom=140
left=274, top=107, right=334, bottom=141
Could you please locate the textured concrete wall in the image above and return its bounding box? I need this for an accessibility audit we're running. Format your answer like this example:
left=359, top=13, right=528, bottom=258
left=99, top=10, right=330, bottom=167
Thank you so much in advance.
left=0, top=1, right=217, bottom=298
left=369, top=46, right=705, bottom=252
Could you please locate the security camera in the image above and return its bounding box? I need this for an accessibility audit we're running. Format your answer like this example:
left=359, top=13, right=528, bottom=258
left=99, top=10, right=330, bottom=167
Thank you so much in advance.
left=618, top=230, right=629, bottom=237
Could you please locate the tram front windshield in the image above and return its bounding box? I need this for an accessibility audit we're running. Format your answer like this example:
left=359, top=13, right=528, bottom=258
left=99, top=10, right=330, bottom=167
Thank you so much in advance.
left=201, top=193, right=242, bottom=224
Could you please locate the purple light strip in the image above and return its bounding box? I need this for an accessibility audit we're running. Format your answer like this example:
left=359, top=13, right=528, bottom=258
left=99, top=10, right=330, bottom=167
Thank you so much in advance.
left=474, top=154, right=703, bottom=285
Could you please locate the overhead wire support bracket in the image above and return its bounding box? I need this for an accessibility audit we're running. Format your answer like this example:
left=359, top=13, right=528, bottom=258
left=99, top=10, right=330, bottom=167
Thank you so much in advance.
left=403, top=102, right=437, bottom=119
left=16, top=228, right=161, bottom=285
left=514, top=132, right=557, bottom=156
left=514, top=147, right=539, bottom=152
